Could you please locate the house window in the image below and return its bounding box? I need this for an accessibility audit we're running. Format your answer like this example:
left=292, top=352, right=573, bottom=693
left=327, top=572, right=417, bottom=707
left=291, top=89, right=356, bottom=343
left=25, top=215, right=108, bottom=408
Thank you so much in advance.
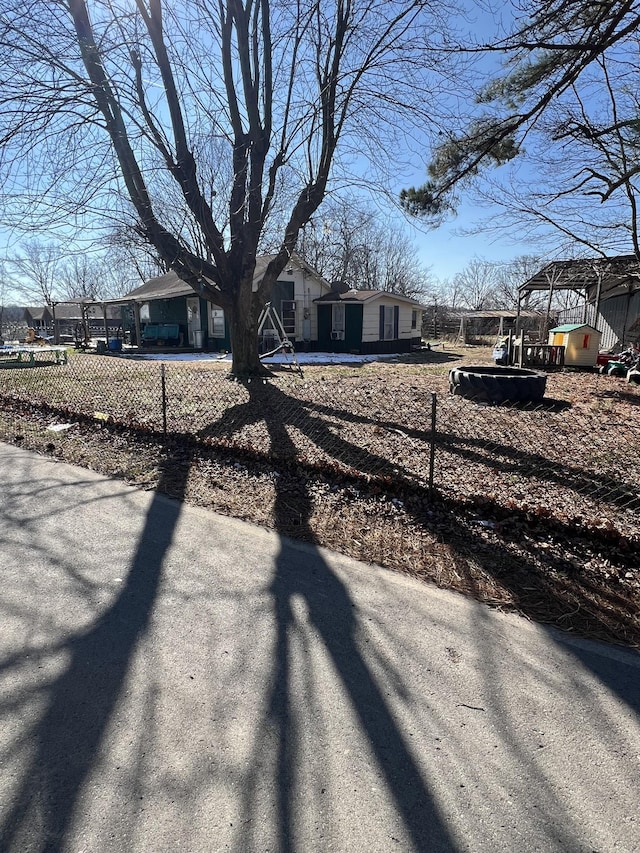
left=583, top=334, right=590, bottom=349
left=411, top=309, right=418, bottom=330
left=281, top=300, right=296, bottom=336
left=139, top=302, right=151, bottom=322
left=208, top=305, right=225, bottom=337
left=332, top=303, right=345, bottom=333
left=382, top=305, right=395, bottom=340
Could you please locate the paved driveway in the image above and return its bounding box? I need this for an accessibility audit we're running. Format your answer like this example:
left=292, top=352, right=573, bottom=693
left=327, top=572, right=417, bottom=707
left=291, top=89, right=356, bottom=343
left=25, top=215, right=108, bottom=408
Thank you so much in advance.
left=0, top=443, right=638, bottom=852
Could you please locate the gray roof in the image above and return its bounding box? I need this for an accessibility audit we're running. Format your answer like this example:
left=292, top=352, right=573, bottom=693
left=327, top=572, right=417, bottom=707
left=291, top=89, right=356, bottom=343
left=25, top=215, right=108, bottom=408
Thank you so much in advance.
left=520, top=255, right=640, bottom=297
left=52, top=303, right=84, bottom=320
left=314, top=289, right=424, bottom=306
left=23, top=307, right=51, bottom=321
left=125, top=271, right=196, bottom=301
left=121, top=254, right=331, bottom=303
left=25, top=304, right=82, bottom=320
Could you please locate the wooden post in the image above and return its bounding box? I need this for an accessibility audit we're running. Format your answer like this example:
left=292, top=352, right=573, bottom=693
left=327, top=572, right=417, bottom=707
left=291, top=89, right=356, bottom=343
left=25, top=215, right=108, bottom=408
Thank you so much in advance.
left=515, top=292, right=523, bottom=366
left=82, top=303, right=90, bottom=346
left=102, top=303, right=110, bottom=347
left=133, top=301, right=142, bottom=349
left=544, top=271, right=554, bottom=342
left=592, top=270, right=603, bottom=330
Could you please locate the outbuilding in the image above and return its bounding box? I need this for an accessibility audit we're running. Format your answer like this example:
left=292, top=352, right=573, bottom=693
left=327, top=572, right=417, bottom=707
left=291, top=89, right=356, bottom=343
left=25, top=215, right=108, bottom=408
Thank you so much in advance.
left=548, top=323, right=602, bottom=367
left=314, top=286, right=423, bottom=354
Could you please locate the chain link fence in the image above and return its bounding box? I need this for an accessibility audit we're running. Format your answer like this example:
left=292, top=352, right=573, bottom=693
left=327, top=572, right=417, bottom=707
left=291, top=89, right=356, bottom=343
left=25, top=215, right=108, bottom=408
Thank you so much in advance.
left=436, top=392, right=639, bottom=527
left=0, top=351, right=638, bottom=538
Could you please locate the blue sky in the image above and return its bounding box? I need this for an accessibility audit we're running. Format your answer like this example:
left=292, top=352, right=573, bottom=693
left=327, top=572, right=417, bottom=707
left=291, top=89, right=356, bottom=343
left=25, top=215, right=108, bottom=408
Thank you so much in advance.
left=411, top=201, right=541, bottom=283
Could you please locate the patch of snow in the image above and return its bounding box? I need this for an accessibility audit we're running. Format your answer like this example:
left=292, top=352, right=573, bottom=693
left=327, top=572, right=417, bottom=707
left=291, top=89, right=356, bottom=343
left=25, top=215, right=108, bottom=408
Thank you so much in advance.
left=127, top=350, right=402, bottom=365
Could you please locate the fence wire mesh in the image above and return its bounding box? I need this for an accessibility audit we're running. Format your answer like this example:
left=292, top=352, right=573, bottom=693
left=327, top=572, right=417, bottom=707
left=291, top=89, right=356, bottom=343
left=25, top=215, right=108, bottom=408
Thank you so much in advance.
left=435, top=393, right=640, bottom=536
left=0, top=351, right=638, bottom=538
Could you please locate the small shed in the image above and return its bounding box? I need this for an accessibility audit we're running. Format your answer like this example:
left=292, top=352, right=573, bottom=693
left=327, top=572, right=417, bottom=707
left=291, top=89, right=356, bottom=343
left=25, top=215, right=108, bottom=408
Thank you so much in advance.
left=548, top=323, right=602, bottom=367
left=314, top=287, right=423, bottom=354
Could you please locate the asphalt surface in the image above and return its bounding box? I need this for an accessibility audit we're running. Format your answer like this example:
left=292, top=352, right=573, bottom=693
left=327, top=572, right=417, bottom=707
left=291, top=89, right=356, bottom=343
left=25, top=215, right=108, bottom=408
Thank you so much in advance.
left=0, top=442, right=638, bottom=853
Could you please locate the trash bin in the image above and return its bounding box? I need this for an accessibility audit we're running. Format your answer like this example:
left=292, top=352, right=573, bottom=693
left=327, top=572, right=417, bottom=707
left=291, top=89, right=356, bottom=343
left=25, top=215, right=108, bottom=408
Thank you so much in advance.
left=96, top=340, right=107, bottom=354
left=108, top=339, right=122, bottom=352
left=193, top=330, right=204, bottom=349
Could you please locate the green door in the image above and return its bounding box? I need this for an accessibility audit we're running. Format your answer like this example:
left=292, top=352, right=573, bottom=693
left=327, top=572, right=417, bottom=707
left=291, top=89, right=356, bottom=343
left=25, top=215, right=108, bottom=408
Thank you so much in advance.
left=345, top=304, right=363, bottom=351
left=318, top=304, right=332, bottom=347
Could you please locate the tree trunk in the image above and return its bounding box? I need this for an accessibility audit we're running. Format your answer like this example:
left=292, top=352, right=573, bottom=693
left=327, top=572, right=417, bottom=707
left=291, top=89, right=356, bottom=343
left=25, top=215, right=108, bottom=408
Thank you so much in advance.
left=228, top=294, right=269, bottom=378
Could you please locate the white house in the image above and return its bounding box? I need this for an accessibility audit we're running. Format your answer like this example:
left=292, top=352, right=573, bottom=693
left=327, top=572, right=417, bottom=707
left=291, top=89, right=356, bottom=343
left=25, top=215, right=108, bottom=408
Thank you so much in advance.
left=115, top=255, right=424, bottom=354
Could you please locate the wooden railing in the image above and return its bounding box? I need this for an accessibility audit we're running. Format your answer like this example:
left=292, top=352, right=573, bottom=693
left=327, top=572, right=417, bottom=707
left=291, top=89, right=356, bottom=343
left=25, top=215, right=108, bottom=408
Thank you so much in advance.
left=512, top=344, right=565, bottom=368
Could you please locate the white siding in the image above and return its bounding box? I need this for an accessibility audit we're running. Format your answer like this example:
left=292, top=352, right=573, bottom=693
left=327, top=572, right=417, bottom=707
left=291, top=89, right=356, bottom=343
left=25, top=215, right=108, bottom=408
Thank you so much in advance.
left=277, top=266, right=330, bottom=341
left=361, top=297, right=416, bottom=342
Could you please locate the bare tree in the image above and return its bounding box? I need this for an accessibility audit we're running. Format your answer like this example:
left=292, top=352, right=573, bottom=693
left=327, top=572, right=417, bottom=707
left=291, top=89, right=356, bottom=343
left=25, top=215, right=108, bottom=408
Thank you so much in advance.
left=297, top=200, right=433, bottom=299
left=374, top=229, right=433, bottom=299
left=451, top=258, right=500, bottom=310
left=58, top=255, right=100, bottom=300
left=9, top=240, right=62, bottom=307
left=493, top=255, right=543, bottom=310
left=1, top=0, right=451, bottom=375
left=434, top=276, right=463, bottom=311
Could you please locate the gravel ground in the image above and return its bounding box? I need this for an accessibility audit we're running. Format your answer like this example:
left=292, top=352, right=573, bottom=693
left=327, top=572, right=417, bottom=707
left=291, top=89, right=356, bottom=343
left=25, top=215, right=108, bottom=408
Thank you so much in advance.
left=1, top=345, right=638, bottom=648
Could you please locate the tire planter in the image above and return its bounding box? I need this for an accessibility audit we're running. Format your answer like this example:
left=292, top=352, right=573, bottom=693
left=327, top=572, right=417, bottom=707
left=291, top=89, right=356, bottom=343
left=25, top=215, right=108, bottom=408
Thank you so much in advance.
left=449, top=365, right=547, bottom=404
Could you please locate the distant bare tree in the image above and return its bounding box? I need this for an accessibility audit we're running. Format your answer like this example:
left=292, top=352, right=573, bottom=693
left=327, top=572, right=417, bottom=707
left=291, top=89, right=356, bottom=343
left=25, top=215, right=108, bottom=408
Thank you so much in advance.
left=434, top=276, right=463, bottom=311
left=9, top=240, right=62, bottom=307
left=106, top=226, right=169, bottom=286
left=297, top=200, right=433, bottom=300
left=59, top=255, right=100, bottom=301
left=58, top=247, right=155, bottom=302
left=494, top=255, right=543, bottom=309
left=452, top=259, right=501, bottom=310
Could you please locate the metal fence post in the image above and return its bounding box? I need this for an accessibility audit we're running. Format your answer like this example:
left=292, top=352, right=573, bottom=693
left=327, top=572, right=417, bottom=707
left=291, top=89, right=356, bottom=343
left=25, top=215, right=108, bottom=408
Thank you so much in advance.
left=428, top=392, right=437, bottom=499
left=160, top=363, right=167, bottom=436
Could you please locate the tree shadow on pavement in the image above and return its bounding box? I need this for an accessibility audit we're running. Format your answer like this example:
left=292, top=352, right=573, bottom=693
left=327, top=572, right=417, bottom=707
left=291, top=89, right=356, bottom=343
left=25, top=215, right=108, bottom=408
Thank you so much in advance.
left=0, top=446, right=192, bottom=853
left=235, top=382, right=455, bottom=852
left=199, top=379, right=639, bottom=710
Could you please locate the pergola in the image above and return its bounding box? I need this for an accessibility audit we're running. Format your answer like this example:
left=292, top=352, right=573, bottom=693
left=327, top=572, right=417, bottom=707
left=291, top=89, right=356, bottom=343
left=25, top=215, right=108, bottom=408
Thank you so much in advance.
left=517, top=255, right=640, bottom=332
left=48, top=299, right=123, bottom=346
left=451, top=309, right=542, bottom=342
